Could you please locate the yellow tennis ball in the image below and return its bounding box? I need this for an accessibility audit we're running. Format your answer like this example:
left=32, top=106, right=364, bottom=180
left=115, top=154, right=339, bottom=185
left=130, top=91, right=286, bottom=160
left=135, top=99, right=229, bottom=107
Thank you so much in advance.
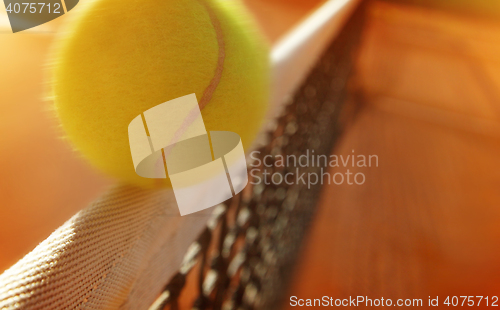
left=52, top=0, right=269, bottom=187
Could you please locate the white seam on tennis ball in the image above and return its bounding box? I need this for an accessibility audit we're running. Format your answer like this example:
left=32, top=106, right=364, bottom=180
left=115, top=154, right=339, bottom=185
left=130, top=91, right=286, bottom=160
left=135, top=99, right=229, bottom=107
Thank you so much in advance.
left=158, top=0, right=225, bottom=157
left=196, top=0, right=226, bottom=110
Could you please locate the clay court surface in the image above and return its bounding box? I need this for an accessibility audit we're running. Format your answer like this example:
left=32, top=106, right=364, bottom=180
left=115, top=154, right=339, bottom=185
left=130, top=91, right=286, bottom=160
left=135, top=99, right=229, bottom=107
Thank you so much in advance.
left=287, top=1, right=500, bottom=305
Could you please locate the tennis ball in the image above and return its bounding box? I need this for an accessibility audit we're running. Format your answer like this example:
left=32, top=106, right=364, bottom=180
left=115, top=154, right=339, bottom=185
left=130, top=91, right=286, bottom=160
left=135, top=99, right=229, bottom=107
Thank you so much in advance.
left=52, top=0, right=269, bottom=187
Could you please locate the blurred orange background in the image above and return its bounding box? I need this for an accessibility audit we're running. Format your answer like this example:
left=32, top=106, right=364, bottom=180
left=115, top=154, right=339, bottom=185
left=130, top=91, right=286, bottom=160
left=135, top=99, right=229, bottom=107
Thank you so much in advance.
left=286, top=0, right=500, bottom=307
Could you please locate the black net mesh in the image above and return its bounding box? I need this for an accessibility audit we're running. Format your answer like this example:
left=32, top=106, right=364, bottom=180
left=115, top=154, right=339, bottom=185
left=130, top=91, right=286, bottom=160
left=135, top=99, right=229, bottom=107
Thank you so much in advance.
left=149, top=5, right=366, bottom=310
